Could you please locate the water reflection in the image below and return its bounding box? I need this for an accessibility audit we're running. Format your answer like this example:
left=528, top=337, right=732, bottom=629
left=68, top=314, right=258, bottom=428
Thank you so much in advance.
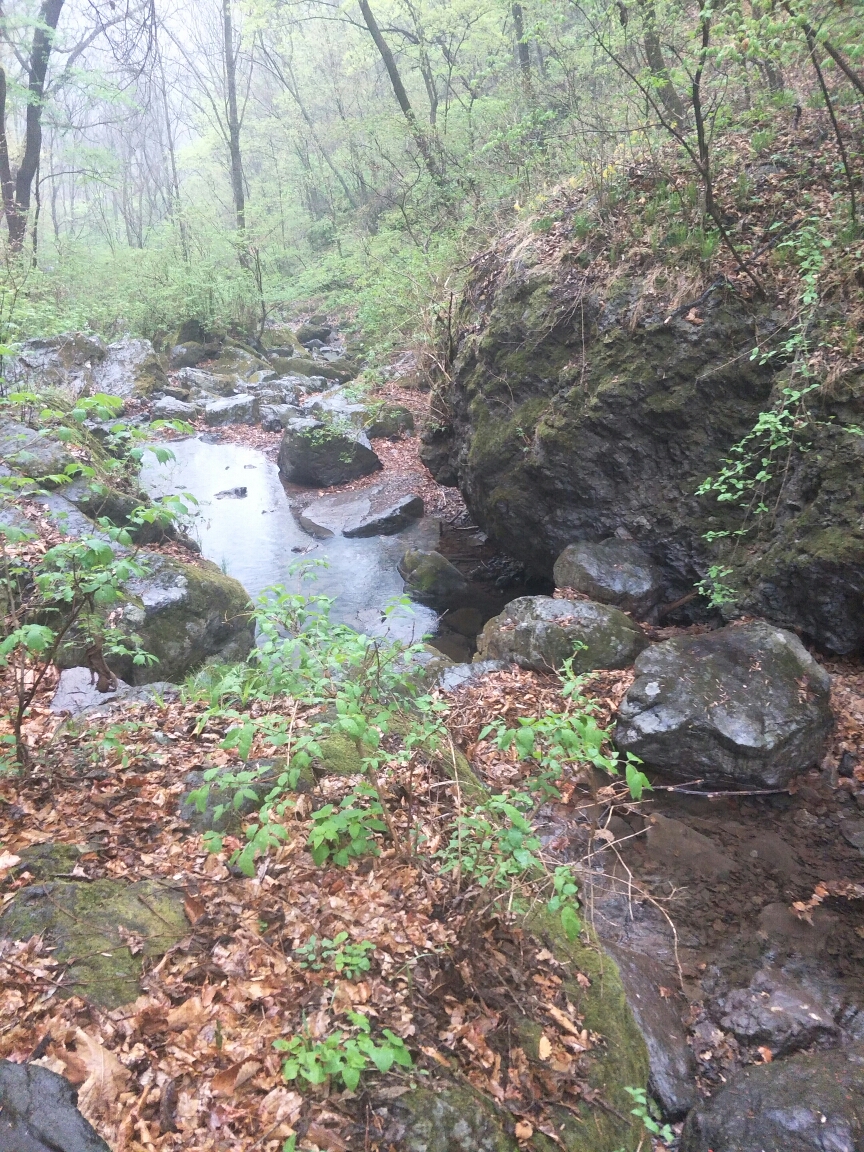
left=141, top=436, right=439, bottom=645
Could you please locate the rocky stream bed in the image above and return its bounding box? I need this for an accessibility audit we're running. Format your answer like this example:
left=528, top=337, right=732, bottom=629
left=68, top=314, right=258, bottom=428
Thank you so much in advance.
left=0, top=319, right=863, bottom=1151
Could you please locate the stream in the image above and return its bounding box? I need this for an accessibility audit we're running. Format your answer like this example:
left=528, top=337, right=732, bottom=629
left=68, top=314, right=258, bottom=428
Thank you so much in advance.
left=140, top=435, right=441, bottom=646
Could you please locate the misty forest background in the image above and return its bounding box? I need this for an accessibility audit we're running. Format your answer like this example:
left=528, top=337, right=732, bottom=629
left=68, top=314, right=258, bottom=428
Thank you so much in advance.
left=0, top=0, right=861, bottom=356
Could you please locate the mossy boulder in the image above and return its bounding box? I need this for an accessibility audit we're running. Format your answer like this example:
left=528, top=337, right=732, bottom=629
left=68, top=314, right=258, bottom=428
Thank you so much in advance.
left=0, top=876, right=187, bottom=1008
left=366, top=403, right=415, bottom=440
left=277, top=419, right=382, bottom=486
left=478, top=595, right=648, bottom=672
left=421, top=226, right=864, bottom=653
left=398, top=549, right=469, bottom=605
left=0, top=420, right=74, bottom=481
left=271, top=356, right=343, bottom=382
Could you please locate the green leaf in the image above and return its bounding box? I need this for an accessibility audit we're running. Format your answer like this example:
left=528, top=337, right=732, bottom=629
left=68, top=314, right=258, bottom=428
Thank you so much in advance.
left=560, top=904, right=582, bottom=941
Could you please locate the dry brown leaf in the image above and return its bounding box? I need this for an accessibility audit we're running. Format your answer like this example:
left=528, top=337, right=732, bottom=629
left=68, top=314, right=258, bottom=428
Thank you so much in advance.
left=546, top=1005, right=582, bottom=1038
left=537, top=1034, right=552, bottom=1061
left=75, top=1029, right=131, bottom=1120
left=212, top=1059, right=261, bottom=1096
left=165, top=995, right=207, bottom=1031
left=515, top=1120, right=534, bottom=1140
left=0, top=851, right=20, bottom=880
left=306, top=1121, right=350, bottom=1151
left=184, top=893, right=206, bottom=924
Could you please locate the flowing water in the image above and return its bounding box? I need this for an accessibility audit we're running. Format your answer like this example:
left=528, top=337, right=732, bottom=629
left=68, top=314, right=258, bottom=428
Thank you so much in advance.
left=140, top=435, right=440, bottom=645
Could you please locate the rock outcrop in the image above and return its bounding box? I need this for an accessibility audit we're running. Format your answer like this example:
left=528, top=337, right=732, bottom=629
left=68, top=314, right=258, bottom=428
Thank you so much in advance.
left=554, top=539, right=665, bottom=618
left=420, top=225, right=864, bottom=653
left=0, top=1060, right=111, bottom=1152
left=477, top=595, right=648, bottom=672
left=615, top=621, right=832, bottom=787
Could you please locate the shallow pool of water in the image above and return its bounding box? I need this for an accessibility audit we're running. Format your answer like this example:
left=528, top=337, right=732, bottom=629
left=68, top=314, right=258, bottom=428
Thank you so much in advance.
left=141, top=436, right=439, bottom=645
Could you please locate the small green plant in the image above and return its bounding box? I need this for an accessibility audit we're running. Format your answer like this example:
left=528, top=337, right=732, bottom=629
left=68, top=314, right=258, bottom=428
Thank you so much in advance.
left=274, top=1011, right=412, bottom=1091
left=294, top=933, right=376, bottom=980
left=695, top=564, right=737, bottom=608
left=624, top=1086, right=674, bottom=1144
left=308, top=785, right=389, bottom=866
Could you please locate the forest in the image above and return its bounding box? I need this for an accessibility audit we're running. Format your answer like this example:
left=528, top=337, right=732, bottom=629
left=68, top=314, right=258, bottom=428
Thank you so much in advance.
left=0, top=0, right=863, bottom=1150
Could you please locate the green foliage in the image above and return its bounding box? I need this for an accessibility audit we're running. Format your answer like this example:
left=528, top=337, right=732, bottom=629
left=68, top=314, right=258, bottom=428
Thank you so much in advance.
left=624, top=1086, right=675, bottom=1144
left=274, top=1012, right=412, bottom=1091
left=294, top=933, right=376, bottom=981
left=307, top=786, right=389, bottom=867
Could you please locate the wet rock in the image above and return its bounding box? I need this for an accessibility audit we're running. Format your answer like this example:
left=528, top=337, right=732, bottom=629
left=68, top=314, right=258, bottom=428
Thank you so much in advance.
left=428, top=632, right=474, bottom=663
left=644, top=814, right=735, bottom=882
left=152, top=396, right=196, bottom=421
left=49, top=667, right=179, bottom=716
left=553, top=539, right=664, bottom=618
left=606, top=945, right=699, bottom=1120
left=679, top=1049, right=864, bottom=1152
left=0, top=1060, right=111, bottom=1152
left=300, top=387, right=368, bottom=427
left=398, top=549, right=469, bottom=605
left=6, top=332, right=107, bottom=396
left=716, top=968, right=839, bottom=1056
left=204, top=394, right=259, bottom=426
left=300, top=486, right=423, bottom=538
left=841, top=819, right=864, bottom=854
left=96, top=337, right=168, bottom=398
left=277, top=419, right=382, bottom=486
left=260, top=403, right=303, bottom=431
left=421, top=227, right=864, bottom=655
left=175, top=367, right=237, bottom=397
left=438, top=659, right=508, bottom=693
left=211, top=345, right=271, bottom=380
left=477, top=595, right=648, bottom=673
left=443, top=607, right=486, bottom=637
left=215, top=486, right=247, bottom=500
left=296, top=322, right=332, bottom=345
left=0, top=877, right=187, bottom=1007
left=169, top=341, right=206, bottom=369
left=0, top=420, right=73, bottom=481
left=615, top=621, right=833, bottom=787
left=366, top=404, right=415, bottom=439
left=271, top=355, right=343, bottom=382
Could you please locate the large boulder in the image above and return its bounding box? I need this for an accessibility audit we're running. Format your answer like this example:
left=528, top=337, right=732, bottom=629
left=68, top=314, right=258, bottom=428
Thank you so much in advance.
left=271, top=355, right=344, bottom=382
left=366, top=403, right=415, bottom=440
left=277, top=419, right=381, bottom=486
left=0, top=420, right=73, bottom=480
left=615, top=621, right=832, bottom=787
left=477, top=595, right=648, bottom=672
left=0, top=1061, right=111, bottom=1152
left=152, top=396, right=197, bottom=421
left=554, top=539, right=665, bottom=618
left=420, top=220, right=864, bottom=654
left=301, top=387, right=368, bottom=428
left=6, top=333, right=107, bottom=396
left=203, top=394, right=259, bottom=426
left=296, top=322, right=332, bottom=344
left=94, top=337, right=168, bottom=398
left=300, top=485, right=424, bottom=538
left=398, top=549, right=469, bottom=605
left=169, top=340, right=207, bottom=369
left=679, top=1049, right=864, bottom=1152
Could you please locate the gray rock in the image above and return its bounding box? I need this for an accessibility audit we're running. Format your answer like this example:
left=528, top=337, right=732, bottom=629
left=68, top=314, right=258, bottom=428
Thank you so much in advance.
left=606, top=945, right=699, bottom=1120
left=296, top=322, right=332, bottom=345
left=180, top=762, right=283, bottom=833
left=215, top=486, right=247, bottom=500
left=211, top=345, right=271, bottom=380
left=366, top=403, right=415, bottom=439
left=300, top=485, right=424, bottom=538
left=553, top=539, right=665, bottom=618
left=0, top=421, right=73, bottom=481
left=50, top=666, right=131, bottom=715
left=615, top=621, right=833, bottom=787
left=398, top=549, right=469, bottom=605
left=260, top=403, right=303, bottom=431
left=644, top=814, right=735, bottom=881
left=152, top=396, right=196, bottom=421
left=300, top=386, right=368, bottom=427
left=0, top=1060, right=111, bottom=1152
left=679, top=1049, right=864, bottom=1152
left=716, top=968, right=839, bottom=1057
left=203, top=394, right=259, bottom=426
left=175, top=367, right=236, bottom=397
left=277, top=419, right=382, bottom=486
left=94, top=337, right=168, bottom=398
left=6, top=333, right=107, bottom=396
left=443, top=607, right=486, bottom=637
left=391, top=1086, right=518, bottom=1152
left=438, top=659, right=508, bottom=693
left=477, top=595, right=649, bottom=673
left=169, top=341, right=206, bottom=369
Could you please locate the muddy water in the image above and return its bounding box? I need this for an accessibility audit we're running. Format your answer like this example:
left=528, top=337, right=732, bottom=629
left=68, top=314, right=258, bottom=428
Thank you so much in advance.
left=140, top=436, right=439, bottom=645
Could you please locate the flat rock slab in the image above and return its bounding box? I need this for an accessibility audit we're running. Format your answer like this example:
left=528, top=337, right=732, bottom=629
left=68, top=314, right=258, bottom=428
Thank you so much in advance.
left=477, top=595, right=649, bottom=673
left=680, top=1049, right=864, bottom=1152
left=300, top=485, right=424, bottom=538
left=0, top=878, right=187, bottom=1008
left=0, top=1060, right=110, bottom=1152
left=152, top=396, right=196, bottom=421
left=615, top=620, right=833, bottom=788
left=553, top=539, right=665, bottom=618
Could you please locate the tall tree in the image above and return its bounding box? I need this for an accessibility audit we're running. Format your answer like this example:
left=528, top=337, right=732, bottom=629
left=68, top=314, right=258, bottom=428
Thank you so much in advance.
left=222, top=0, right=246, bottom=236
left=0, top=0, right=65, bottom=250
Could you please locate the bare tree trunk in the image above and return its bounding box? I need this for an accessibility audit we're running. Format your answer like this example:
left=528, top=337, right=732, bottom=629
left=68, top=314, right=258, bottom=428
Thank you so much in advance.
left=0, top=0, right=65, bottom=250
left=636, top=0, right=686, bottom=127
left=512, top=3, right=532, bottom=96
left=356, top=0, right=443, bottom=183
left=222, top=0, right=246, bottom=238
